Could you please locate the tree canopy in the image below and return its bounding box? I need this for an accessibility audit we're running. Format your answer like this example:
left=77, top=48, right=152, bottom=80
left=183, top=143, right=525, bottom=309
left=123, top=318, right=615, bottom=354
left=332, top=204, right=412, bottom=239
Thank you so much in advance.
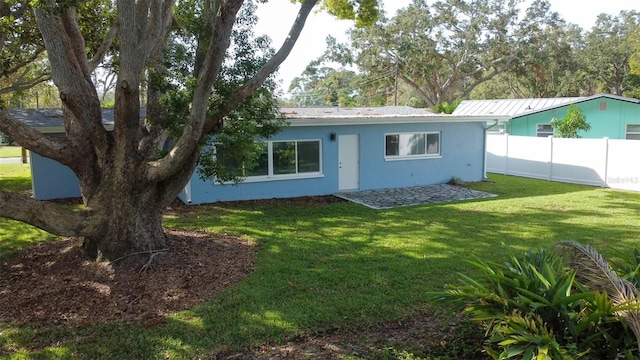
left=292, top=0, right=640, bottom=107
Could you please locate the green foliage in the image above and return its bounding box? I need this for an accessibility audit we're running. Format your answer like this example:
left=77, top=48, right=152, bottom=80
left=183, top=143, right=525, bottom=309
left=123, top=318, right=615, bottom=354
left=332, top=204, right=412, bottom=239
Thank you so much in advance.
left=320, top=0, right=533, bottom=106
left=434, top=248, right=637, bottom=359
left=0, top=0, right=114, bottom=100
left=551, top=105, right=591, bottom=138
left=321, top=0, right=380, bottom=28
left=433, top=99, right=461, bottom=114
left=610, top=248, right=640, bottom=288
left=0, top=132, right=14, bottom=146
left=582, top=11, right=640, bottom=96
left=485, top=311, right=573, bottom=360
left=288, top=65, right=364, bottom=106
left=153, top=2, right=285, bottom=184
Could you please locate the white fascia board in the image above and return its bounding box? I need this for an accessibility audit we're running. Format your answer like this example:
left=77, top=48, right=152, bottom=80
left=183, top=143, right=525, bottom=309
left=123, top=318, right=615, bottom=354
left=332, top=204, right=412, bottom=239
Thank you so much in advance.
left=287, top=115, right=512, bottom=127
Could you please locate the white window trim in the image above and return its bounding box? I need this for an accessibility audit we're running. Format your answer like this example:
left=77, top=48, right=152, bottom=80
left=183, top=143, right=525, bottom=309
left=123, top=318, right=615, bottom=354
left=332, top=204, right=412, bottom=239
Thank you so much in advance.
left=536, top=123, right=554, bottom=137
left=626, top=124, right=640, bottom=140
left=217, top=139, right=324, bottom=183
left=384, top=131, right=441, bottom=161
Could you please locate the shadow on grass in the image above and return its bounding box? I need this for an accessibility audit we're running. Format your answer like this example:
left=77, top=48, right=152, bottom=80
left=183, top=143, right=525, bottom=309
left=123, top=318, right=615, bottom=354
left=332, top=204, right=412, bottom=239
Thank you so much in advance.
left=4, top=177, right=640, bottom=358
left=0, top=176, right=31, bottom=192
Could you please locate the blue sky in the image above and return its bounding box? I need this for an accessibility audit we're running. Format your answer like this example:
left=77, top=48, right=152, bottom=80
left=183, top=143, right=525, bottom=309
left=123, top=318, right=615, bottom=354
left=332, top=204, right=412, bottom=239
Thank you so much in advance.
left=255, top=0, right=638, bottom=92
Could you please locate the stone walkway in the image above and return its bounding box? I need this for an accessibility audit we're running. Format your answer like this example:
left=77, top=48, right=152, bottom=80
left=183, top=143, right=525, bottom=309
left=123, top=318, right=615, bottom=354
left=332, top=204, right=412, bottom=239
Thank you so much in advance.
left=334, top=184, right=497, bottom=209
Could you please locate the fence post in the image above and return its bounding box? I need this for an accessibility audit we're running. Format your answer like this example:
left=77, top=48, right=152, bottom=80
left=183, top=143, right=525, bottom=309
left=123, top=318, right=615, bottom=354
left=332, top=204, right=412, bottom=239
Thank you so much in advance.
left=504, top=134, right=509, bottom=175
left=548, top=136, right=553, bottom=181
left=603, top=137, right=609, bottom=187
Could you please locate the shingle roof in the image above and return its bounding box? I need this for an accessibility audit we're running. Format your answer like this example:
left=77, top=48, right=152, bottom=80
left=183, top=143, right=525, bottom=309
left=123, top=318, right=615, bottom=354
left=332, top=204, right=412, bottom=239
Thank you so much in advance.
left=9, top=108, right=116, bottom=131
left=8, top=108, right=146, bottom=133
left=280, top=106, right=436, bottom=118
left=9, top=106, right=505, bottom=133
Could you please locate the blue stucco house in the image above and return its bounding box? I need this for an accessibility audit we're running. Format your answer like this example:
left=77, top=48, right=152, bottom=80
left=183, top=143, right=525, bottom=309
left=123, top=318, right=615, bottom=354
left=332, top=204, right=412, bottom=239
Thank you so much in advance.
left=454, top=94, right=640, bottom=139
left=13, top=107, right=502, bottom=203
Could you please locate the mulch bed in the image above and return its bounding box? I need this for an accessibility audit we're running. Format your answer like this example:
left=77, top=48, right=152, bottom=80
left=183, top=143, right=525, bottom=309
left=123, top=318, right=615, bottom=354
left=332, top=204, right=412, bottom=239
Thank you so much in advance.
left=0, top=229, right=256, bottom=327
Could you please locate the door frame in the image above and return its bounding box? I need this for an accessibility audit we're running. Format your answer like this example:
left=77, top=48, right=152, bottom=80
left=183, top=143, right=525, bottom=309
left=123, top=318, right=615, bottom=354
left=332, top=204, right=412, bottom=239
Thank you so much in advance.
left=338, top=134, right=360, bottom=191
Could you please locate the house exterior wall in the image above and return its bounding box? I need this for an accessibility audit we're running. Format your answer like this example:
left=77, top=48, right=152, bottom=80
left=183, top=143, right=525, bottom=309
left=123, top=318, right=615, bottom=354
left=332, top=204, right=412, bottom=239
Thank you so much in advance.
left=27, top=120, right=486, bottom=203
left=30, top=152, right=82, bottom=200
left=509, top=99, right=640, bottom=139
left=181, top=121, right=486, bottom=204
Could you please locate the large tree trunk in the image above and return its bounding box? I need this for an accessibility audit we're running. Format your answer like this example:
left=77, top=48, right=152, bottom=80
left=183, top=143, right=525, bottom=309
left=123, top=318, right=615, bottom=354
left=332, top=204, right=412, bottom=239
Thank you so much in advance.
left=82, top=189, right=167, bottom=262
left=78, top=144, right=200, bottom=262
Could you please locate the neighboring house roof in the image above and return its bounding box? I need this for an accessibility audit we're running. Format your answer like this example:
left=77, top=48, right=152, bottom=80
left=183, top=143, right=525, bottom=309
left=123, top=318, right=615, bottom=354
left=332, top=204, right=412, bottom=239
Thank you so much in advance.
left=9, top=108, right=120, bottom=133
left=453, top=94, right=640, bottom=119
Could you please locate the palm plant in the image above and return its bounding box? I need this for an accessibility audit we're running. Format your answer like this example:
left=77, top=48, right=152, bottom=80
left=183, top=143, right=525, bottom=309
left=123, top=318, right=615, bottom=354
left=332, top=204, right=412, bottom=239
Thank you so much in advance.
left=434, top=245, right=640, bottom=359
left=558, top=240, right=640, bottom=352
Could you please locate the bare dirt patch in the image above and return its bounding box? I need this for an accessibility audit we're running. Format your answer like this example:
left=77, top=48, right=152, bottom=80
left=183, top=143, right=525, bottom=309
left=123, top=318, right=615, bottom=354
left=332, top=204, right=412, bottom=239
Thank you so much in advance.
left=212, top=310, right=487, bottom=359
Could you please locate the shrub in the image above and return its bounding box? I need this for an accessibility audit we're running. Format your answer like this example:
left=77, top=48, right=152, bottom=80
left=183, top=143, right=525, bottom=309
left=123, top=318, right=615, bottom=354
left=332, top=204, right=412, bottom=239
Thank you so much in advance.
left=433, top=99, right=461, bottom=114
left=433, top=246, right=639, bottom=359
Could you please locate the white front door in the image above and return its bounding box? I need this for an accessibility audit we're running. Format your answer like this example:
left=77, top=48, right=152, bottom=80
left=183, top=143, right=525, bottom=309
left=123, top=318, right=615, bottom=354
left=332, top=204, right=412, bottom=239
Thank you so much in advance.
left=338, top=134, right=359, bottom=191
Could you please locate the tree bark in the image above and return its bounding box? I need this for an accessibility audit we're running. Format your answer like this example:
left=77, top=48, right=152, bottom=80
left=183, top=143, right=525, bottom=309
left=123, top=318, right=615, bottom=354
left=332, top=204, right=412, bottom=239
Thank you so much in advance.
left=82, top=190, right=167, bottom=262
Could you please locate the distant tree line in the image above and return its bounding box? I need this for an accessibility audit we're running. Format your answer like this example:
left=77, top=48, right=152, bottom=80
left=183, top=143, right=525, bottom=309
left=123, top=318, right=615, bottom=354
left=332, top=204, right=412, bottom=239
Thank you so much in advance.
left=285, top=0, right=640, bottom=109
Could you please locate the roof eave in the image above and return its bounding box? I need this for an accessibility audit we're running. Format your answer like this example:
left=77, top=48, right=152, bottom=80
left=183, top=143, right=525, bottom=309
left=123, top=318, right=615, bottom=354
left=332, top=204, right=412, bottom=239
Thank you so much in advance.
left=288, top=115, right=511, bottom=126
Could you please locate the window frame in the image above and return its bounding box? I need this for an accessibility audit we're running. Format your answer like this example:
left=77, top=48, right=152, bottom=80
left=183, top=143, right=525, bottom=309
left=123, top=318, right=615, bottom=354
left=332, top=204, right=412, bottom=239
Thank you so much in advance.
left=536, top=123, right=554, bottom=137
left=242, top=139, right=324, bottom=182
left=384, top=131, right=441, bottom=161
left=626, top=124, right=640, bottom=140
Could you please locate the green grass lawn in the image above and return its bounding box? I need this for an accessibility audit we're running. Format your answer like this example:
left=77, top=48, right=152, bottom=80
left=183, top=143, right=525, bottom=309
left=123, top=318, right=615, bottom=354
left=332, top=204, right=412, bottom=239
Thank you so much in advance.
left=0, top=146, right=23, bottom=158
left=0, top=164, right=57, bottom=260
left=1, top=169, right=640, bottom=359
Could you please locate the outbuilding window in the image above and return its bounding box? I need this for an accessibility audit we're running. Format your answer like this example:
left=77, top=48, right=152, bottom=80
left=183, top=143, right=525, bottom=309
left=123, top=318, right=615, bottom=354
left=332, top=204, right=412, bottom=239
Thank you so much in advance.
left=385, top=132, right=440, bottom=160
left=536, top=124, right=553, bottom=137
left=626, top=124, right=640, bottom=140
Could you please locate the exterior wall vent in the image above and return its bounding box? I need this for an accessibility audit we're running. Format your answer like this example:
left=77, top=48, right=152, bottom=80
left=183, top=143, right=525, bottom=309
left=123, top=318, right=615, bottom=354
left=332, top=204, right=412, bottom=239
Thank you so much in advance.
left=599, top=101, right=608, bottom=111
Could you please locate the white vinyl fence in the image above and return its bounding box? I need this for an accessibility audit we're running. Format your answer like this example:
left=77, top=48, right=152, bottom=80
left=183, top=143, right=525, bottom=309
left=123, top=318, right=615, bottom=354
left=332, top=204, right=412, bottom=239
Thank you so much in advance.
left=487, top=134, right=640, bottom=192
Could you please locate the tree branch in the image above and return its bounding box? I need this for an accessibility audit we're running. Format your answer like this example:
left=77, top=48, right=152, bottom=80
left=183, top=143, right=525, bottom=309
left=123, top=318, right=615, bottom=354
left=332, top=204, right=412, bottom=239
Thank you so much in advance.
left=0, top=111, right=76, bottom=165
left=88, top=24, right=118, bottom=72
left=399, top=73, right=435, bottom=106
left=211, top=0, right=319, bottom=126
left=0, top=190, right=98, bottom=238
left=0, top=71, right=50, bottom=96
left=146, top=0, right=245, bottom=183
left=34, top=5, right=108, bottom=154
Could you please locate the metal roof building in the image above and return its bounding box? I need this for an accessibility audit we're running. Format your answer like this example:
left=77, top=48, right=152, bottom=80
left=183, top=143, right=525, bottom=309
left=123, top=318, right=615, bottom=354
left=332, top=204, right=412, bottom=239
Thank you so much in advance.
left=453, top=94, right=640, bottom=119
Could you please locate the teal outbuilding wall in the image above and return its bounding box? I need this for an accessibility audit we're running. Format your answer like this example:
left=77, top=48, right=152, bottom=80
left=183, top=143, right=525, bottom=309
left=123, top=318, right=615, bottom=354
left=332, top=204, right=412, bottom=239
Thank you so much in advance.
left=508, top=97, right=640, bottom=139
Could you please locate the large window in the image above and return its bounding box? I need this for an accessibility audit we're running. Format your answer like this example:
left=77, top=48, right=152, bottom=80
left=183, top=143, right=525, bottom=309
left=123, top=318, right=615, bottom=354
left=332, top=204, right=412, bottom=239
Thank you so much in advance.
left=385, top=132, right=440, bottom=159
left=627, top=124, right=640, bottom=140
left=245, top=139, right=322, bottom=180
left=537, top=124, right=553, bottom=137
